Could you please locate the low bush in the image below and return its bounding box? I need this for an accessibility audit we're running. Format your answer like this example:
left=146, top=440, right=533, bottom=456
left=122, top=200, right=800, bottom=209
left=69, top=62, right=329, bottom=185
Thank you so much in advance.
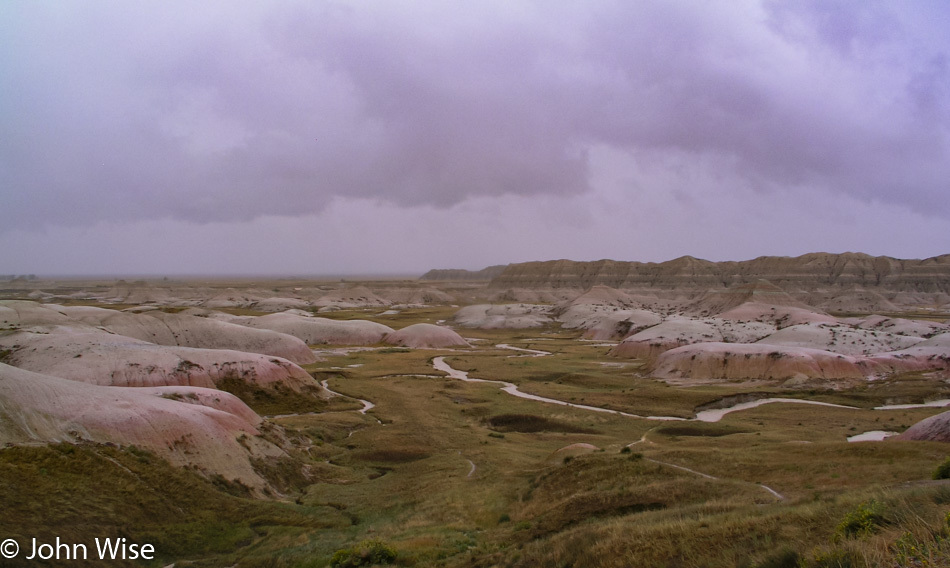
left=330, top=540, right=397, bottom=567
left=486, top=414, right=598, bottom=434
left=933, top=456, right=950, bottom=480
left=836, top=500, right=887, bottom=538
left=754, top=547, right=801, bottom=568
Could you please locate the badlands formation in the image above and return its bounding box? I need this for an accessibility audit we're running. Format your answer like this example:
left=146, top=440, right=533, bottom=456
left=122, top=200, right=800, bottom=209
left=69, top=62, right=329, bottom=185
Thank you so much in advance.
left=2, top=252, right=950, bottom=565
left=0, top=296, right=482, bottom=490
left=0, top=282, right=488, bottom=492
left=3, top=254, right=950, bottom=468
left=489, top=253, right=950, bottom=294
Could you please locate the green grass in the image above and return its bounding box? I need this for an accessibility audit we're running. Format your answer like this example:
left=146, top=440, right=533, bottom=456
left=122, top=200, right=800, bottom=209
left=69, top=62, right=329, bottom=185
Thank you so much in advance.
left=0, top=443, right=325, bottom=567
left=215, top=377, right=334, bottom=416
left=6, top=303, right=950, bottom=567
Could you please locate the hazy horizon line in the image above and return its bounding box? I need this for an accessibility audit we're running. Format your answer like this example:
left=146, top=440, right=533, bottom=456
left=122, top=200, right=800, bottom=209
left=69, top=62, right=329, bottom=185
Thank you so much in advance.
left=1, top=272, right=427, bottom=282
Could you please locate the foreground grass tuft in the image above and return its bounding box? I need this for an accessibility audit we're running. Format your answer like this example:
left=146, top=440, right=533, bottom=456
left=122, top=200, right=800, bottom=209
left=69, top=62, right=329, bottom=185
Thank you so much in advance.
left=330, top=540, right=398, bottom=567
left=836, top=499, right=887, bottom=538
left=935, top=456, right=950, bottom=480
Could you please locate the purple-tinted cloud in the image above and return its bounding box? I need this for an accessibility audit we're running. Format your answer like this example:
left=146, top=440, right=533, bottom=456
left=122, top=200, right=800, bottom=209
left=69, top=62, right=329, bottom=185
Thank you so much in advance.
left=1, top=0, right=948, bottom=233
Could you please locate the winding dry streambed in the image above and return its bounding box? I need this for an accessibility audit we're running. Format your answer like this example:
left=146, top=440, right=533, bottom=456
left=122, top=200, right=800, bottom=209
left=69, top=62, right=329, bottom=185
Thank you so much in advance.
left=694, top=398, right=854, bottom=423
left=320, top=379, right=375, bottom=415
left=431, top=356, right=950, bottom=430
left=434, top=356, right=787, bottom=499
left=430, top=355, right=950, bottom=498
left=495, top=344, right=551, bottom=357
left=432, top=356, right=684, bottom=421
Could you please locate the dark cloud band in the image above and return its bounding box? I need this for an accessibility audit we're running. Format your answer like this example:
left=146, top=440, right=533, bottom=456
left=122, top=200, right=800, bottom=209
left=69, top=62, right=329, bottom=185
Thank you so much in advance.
left=1, top=1, right=948, bottom=231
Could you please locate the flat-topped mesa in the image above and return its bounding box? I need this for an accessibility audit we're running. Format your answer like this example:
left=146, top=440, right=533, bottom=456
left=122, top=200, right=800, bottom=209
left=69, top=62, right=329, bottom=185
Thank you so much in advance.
left=490, top=257, right=723, bottom=290
left=489, top=253, right=950, bottom=293
left=419, top=265, right=509, bottom=281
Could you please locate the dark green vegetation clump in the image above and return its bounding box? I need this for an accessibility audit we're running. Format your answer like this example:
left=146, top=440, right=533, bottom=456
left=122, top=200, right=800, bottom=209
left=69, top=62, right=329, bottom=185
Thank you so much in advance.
left=216, top=377, right=329, bottom=416
left=486, top=413, right=598, bottom=433
left=753, top=547, right=801, bottom=568
left=934, top=456, right=950, bottom=479
left=835, top=500, right=888, bottom=538
left=329, top=540, right=397, bottom=567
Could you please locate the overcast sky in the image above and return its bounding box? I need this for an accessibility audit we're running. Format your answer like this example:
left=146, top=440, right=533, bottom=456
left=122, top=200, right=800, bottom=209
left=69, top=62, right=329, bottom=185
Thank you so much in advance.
left=1, top=1, right=948, bottom=276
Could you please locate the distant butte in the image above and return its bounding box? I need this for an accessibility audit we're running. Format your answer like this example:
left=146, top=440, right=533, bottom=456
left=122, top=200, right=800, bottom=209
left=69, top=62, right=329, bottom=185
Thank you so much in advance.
left=419, top=265, right=508, bottom=281
left=484, top=253, right=950, bottom=293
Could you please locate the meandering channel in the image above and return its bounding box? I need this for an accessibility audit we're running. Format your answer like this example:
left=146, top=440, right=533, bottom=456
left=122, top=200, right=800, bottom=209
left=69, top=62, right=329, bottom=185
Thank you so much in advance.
left=431, top=356, right=684, bottom=421
left=320, top=379, right=376, bottom=415
left=430, top=355, right=950, bottom=498
left=694, top=398, right=856, bottom=423
left=432, top=356, right=950, bottom=429
left=495, top=344, right=551, bottom=357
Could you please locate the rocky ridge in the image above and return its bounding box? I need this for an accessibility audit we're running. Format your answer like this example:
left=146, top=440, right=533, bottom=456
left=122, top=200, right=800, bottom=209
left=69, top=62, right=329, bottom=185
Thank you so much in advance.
left=490, top=253, right=950, bottom=293
left=420, top=265, right=509, bottom=281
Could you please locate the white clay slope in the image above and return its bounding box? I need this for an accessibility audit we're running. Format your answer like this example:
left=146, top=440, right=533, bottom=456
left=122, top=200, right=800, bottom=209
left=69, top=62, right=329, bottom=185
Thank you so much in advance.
left=242, top=312, right=394, bottom=345
left=453, top=304, right=554, bottom=329
left=0, top=325, right=323, bottom=392
left=0, top=362, right=283, bottom=490
left=756, top=323, right=924, bottom=356
left=609, top=317, right=775, bottom=361
left=385, top=323, right=470, bottom=348
left=652, top=342, right=883, bottom=383
left=897, top=408, right=950, bottom=443
left=57, top=305, right=316, bottom=365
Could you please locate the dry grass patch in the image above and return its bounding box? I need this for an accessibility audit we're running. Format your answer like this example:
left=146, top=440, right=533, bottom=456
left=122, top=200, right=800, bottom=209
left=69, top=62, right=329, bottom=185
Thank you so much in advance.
left=654, top=423, right=752, bottom=437
left=355, top=448, right=432, bottom=464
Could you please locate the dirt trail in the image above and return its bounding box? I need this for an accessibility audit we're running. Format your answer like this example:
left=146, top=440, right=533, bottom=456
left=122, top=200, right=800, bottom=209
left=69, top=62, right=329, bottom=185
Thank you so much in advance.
left=645, top=457, right=784, bottom=500
left=645, top=458, right=717, bottom=480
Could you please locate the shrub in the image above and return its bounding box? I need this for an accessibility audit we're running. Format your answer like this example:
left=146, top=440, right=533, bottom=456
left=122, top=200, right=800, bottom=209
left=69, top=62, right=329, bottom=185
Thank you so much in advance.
left=513, top=521, right=532, bottom=531
left=329, top=540, right=397, bottom=567
left=486, top=414, right=597, bottom=434
left=933, top=456, right=950, bottom=480
left=755, top=547, right=800, bottom=568
left=836, top=500, right=887, bottom=538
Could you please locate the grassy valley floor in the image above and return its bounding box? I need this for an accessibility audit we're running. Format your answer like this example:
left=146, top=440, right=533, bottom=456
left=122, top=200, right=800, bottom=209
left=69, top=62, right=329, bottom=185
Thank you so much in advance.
left=3, top=308, right=950, bottom=567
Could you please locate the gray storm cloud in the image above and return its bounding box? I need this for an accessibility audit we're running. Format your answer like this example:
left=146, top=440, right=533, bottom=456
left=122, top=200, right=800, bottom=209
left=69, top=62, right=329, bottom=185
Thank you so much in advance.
left=1, top=0, right=948, bottom=231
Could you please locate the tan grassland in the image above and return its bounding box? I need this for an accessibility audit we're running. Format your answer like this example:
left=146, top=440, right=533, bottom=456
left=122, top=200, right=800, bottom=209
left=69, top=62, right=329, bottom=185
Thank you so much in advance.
left=1, top=271, right=950, bottom=567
